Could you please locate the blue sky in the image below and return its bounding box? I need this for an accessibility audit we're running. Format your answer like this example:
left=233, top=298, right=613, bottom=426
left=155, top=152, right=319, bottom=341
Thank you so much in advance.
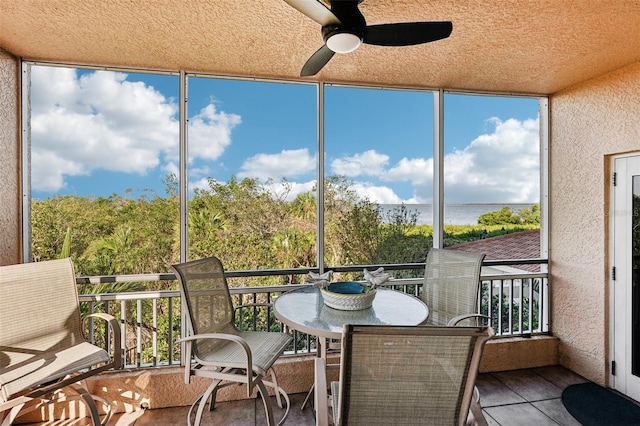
left=29, top=65, right=540, bottom=205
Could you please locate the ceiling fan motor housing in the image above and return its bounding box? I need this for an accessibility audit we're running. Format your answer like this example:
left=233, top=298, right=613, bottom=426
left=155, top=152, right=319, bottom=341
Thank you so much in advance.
left=322, top=0, right=366, bottom=53
left=322, top=25, right=363, bottom=53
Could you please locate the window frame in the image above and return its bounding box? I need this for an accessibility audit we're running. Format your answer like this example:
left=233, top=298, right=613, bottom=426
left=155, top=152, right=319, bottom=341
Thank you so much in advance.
left=20, top=61, right=549, bottom=268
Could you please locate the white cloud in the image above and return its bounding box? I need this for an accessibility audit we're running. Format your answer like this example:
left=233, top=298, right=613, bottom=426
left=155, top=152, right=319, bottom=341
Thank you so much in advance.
left=163, top=161, right=179, bottom=178
left=30, top=67, right=239, bottom=193
left=188, top=165, right=213, bottom=180
left=238, top=148, right=316, bottom=181
left=349, top=182, right=404, bottom=204
left=31, top=150, right=89, bottom=192
left=442, top=117, right=539, bottom=203
left=187, top=103, right=241, bottom=163
left=324, top=116, right=539, bottom=205
left=265, top=180, right=317, bottom=202
left=189, top=177, right=213, bottom=194
left=330, top=150, right=389, bottom=177
left=386, top=157, right=433, bottom=185
left=30, top=67, right=539, bottom=205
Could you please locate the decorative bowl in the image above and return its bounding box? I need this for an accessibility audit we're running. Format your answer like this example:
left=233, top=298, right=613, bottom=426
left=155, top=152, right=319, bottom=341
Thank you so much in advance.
left=321, top=282, right=376, bottom=311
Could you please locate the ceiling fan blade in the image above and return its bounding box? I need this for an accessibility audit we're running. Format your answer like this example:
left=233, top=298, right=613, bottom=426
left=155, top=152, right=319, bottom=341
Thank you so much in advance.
left=282, top=0, right=341, bottom=26
left=364, top=22, right=453, bottom=46
left=301, top=44, right=335, bottom=77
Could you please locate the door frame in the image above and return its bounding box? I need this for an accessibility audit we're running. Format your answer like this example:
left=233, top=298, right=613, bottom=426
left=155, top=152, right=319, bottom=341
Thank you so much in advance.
left=610, top=152, right=640, bottom=398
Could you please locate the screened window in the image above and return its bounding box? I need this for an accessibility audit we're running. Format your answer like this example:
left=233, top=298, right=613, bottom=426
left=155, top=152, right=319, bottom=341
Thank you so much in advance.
left=443, top=93, right=541, bottom=263
left=25, top=64, right=546, bottom=282
left=324, top=86, right=434, bottom=273
left=28, top=66, right=179, bottom=277
left=184, top=77, right=317, bottom=277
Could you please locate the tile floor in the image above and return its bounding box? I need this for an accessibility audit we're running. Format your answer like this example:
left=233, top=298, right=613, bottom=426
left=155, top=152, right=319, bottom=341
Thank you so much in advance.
left=477, top=366, right=589, bottom=426
left=21, top=366, right=591, bottom=425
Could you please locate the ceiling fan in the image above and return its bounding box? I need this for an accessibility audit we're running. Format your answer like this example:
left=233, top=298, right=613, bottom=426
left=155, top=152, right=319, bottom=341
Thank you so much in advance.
left=283, top=0, right=453, bottom=77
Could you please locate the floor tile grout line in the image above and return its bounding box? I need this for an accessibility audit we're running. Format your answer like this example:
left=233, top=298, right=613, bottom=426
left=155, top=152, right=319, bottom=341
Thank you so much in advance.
left=482, top=409, right=501, bottom=426
left=529, top=401, right=564, bottom=426
left=490, top=369, right=566, bottom=404
left=485, top=401, right=563, bottom=426
left=486, top=371, right=530, bottom=402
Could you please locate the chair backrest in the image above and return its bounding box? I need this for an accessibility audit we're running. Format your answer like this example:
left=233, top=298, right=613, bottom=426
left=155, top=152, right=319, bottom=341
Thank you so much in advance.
left=0, top=258, right=84, bottom=353
left=171, top=256, right=236, bottom=359
left=337, top=324, right=494, bottom=426
left=421, top=248, right=486, bottom=326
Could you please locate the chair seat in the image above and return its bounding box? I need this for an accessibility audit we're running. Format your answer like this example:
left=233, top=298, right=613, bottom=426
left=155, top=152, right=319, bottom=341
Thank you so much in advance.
left=1, top=341, right=110, bottom=402
left=195, top=330, right=292, bottom=375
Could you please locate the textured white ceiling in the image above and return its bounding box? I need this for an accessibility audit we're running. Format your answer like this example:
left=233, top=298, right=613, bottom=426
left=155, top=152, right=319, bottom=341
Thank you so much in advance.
left=1, top=0, right=640, bottom=95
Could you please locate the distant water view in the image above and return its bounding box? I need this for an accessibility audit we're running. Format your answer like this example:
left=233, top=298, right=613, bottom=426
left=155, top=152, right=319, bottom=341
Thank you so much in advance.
left=379, top=203, right=536, bottom=225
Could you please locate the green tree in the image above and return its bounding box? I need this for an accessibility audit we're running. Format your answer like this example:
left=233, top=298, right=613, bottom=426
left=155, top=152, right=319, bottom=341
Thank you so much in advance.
left=478, top=204, right=540, bottom=226
left=375, top=204, right=431, bottom=267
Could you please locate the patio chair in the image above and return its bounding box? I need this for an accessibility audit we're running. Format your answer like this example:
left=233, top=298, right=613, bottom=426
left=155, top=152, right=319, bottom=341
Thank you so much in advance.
left=314, top=324, right=494, bottom=426
left=171, top=256, right=292, bottom=426
left=421, top=248, right=486, bottom=326
left=0, top=258, right=122, bottom=426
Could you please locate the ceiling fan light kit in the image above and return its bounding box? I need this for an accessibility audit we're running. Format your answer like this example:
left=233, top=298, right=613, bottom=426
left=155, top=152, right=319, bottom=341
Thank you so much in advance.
left=325, top=31, right=362, bottom=53
left=284, top=0, right=452, bottom=76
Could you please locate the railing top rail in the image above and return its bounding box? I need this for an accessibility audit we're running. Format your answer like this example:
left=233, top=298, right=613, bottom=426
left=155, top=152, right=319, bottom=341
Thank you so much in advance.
left=75, top=258, right=549, bottom=285
left=77, top=284, right=313, bottom=301
left=76, top=273, right=176, bottom=284
left=77, top=272, right=547, bottom=302
left=482, top=273, right=548, bottom=280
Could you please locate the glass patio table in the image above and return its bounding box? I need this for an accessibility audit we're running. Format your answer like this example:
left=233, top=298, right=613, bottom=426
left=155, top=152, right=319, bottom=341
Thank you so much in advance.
left=274, top=285, right=429, bottom=409
left=274, top=286, right=429, bottom=355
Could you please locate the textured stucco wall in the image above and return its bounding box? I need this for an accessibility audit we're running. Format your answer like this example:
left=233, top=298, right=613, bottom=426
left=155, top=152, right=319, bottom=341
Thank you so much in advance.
left=0, top=49, right=20, bottom=266
left=550, top=62, right=640, bottom=384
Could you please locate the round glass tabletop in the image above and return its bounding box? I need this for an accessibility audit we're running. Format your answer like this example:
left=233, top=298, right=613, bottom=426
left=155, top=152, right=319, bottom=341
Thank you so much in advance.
left=274, top=286, right=429, bottom=339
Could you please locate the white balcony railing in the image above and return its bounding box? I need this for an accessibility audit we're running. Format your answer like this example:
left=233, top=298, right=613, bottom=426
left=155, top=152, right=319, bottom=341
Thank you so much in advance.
left=78, top=260, right=548, bottom=370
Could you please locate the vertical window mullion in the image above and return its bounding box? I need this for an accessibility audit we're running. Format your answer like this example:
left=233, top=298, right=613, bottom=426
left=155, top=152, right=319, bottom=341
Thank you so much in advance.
left=317, top=82, right=325, bottom=272
left=433, top=89, right=444, bottom=249
left=179, top=71, right=188, bottom=366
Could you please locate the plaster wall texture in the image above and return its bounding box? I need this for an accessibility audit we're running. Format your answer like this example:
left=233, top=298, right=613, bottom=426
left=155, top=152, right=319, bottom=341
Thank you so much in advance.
left=0, top=49, right=20, bottom=266
left=550, top=61, right=640, bottom=384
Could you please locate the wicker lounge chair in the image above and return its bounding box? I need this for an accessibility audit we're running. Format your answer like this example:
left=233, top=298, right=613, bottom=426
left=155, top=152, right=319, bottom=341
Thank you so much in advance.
left=314, top=324, right=494, bottom=426
left=0, top=258, right=122, bottom=426
left=171, top=256, right=292, bottom=426
left=421, top=248, right=486, bottom=326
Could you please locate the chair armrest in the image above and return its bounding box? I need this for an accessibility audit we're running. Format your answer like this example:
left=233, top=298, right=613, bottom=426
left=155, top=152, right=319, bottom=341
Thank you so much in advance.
left=448, top=314, right=491, bottom=327
left=314, top=358, right=330, bottom=426
left=84, top=312, right=123, bottom=369
left=178, top=333, right=254, bottom=384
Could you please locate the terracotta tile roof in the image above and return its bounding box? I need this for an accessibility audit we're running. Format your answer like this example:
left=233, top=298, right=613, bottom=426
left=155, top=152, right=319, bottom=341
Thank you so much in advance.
left=448, top=229, right=541, bottom=272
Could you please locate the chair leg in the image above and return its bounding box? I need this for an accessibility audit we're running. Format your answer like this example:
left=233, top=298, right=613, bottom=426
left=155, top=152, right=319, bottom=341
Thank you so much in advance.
left=269, top=368, right=284, bottom=408
left=69, top=383, right=103, bottom=426
left=189, top=381, right=219, bottom=426
left=468, top=386, right=489, bottom=426
left=261, top=373, right=291, bottom=425
left=91, top=395, right=113, bottom=426
left=1, top=403, right=25, bottom=426
left=274, top=384, right=291, bottom=426
left=207, top=379, right=222, bottom=412
left=1, top=385, right=111, bottom=426
left=256, top=379, right=276, bottom=426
